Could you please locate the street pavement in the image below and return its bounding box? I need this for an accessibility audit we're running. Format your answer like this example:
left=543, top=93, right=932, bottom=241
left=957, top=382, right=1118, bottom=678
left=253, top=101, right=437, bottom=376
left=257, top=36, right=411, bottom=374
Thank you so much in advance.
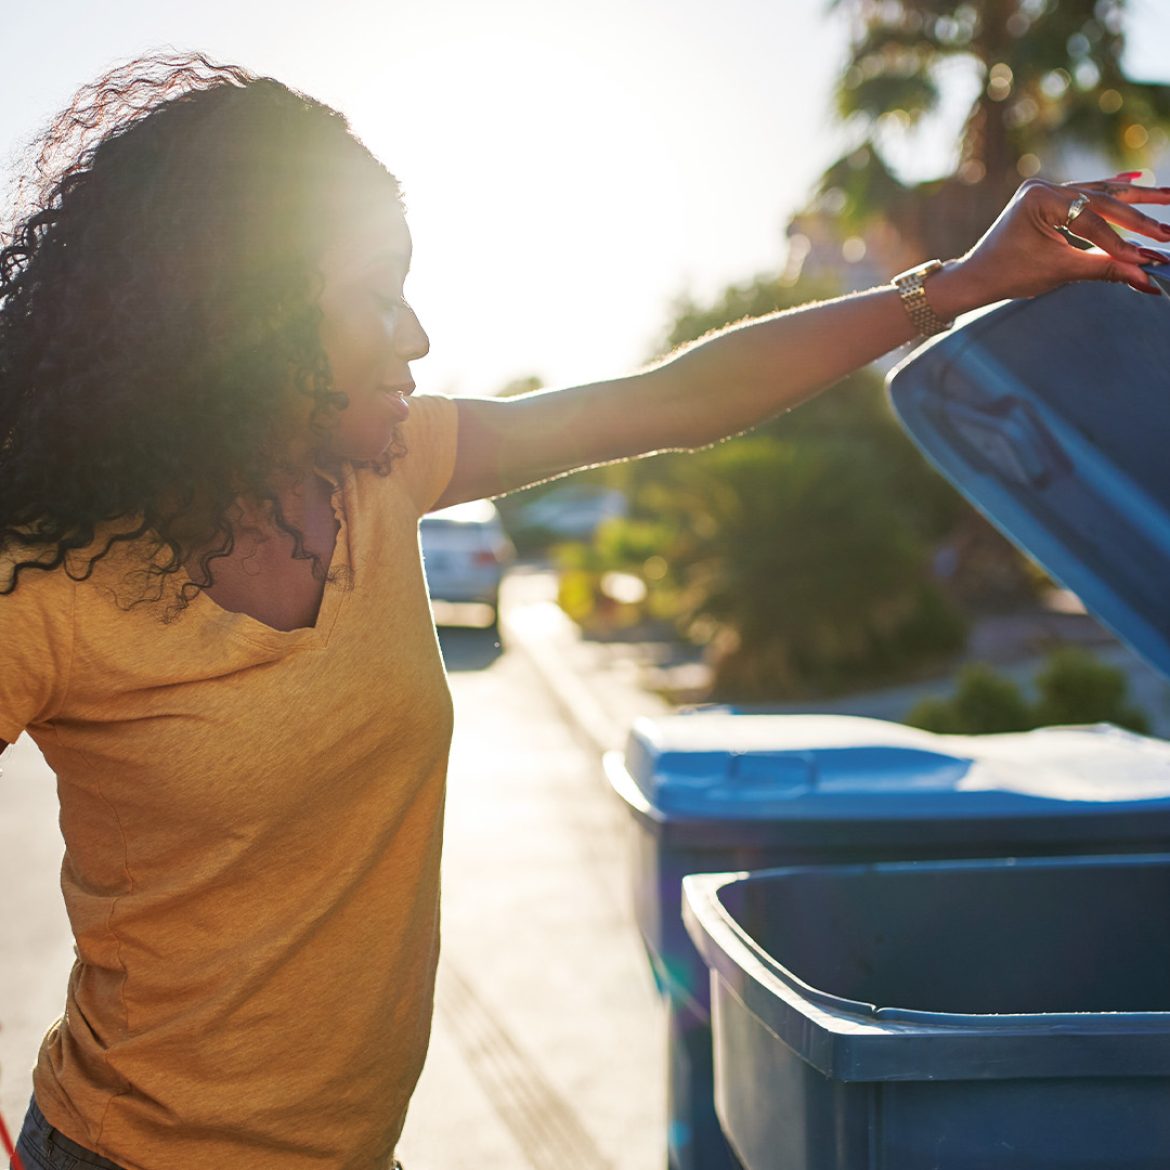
left=399, top=580, right=668, bottom=1170
left=0, top=734, right=74, bottom=1139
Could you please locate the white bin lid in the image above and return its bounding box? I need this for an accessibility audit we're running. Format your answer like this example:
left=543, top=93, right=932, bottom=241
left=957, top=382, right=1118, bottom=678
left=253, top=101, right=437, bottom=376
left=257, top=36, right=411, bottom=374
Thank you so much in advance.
left=621, top=712, right=1170, bottom=819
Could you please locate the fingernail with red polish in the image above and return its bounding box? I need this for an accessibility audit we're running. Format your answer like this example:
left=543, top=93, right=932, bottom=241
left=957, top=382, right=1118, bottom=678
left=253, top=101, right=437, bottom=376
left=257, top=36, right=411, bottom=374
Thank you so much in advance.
left=1139, top=249, right=1168, bottom=263
left=1116, top=171, right=1143, bottom=180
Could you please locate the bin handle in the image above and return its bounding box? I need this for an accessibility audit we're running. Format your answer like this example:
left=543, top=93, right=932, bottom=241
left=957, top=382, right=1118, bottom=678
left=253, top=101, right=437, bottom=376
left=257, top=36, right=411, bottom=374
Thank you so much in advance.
left=728, top=746, right=973, bottom=793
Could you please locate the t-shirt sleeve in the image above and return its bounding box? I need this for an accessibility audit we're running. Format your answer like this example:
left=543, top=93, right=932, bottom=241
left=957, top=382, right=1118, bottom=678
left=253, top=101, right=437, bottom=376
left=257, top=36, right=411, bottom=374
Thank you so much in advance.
left=395, top=394, right=460, bottom=515
left=0, top=566, right=75, bottom=743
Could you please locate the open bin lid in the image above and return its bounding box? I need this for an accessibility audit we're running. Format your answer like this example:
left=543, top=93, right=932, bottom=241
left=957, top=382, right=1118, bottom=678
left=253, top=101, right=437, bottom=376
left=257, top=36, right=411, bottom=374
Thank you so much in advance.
left=887, top=272, right=1170, bottom=685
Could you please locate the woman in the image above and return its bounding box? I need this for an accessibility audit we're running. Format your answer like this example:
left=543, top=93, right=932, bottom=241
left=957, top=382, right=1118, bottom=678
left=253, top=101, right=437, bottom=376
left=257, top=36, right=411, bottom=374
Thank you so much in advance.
left=2, top=51, right=1167, bottom=1170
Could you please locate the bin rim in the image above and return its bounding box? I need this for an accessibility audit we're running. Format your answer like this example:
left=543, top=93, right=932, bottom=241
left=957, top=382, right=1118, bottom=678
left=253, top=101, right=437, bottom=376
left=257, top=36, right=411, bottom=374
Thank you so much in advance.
left=603, top=749, right=661, bottom=822
left=682, top=853, right=1170, bottom=1082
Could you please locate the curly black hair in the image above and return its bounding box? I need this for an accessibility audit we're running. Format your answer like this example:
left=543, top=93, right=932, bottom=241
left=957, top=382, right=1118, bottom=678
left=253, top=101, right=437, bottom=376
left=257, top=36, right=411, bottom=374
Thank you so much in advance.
left=0, top=51, right=404, bottom=608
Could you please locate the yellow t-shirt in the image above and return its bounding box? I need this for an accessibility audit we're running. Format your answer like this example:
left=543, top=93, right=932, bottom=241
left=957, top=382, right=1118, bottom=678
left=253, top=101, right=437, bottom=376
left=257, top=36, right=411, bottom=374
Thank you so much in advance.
left=1, top=394, right=459, bottom=1170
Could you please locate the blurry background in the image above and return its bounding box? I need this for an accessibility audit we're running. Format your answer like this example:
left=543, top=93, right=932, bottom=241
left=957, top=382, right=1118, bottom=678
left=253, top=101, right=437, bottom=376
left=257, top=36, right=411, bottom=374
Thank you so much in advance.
left=5, top=4, right=1170, bottom=1164
left=4, top=2, right=1170, bottom=718
left=1, top=0, right=1165, bottom=398
left=4, top=0, right=1170, bottom=718
left=1, top=0, right=858, bottom=396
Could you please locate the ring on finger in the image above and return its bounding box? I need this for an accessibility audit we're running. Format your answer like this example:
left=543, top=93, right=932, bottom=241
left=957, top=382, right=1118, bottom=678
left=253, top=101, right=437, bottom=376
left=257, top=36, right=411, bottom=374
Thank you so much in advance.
left=1063, top=194, right=1090, bottom=229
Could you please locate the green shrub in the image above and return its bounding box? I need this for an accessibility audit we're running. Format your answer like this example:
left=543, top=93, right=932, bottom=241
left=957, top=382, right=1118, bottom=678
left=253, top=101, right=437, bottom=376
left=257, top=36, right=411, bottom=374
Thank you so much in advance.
left=1032, top=647, right=1150, bottom=734
left=905, top=695, right=964, bottom=735
left=905, top=651, right=1151, bottom=736
left=907, top=663, right=1032, bottom=734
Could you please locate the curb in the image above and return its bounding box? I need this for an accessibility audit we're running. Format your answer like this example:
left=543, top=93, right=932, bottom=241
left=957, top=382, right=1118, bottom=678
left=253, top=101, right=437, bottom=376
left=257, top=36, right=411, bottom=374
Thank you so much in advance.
left=500, top=595, right=671, bottom=760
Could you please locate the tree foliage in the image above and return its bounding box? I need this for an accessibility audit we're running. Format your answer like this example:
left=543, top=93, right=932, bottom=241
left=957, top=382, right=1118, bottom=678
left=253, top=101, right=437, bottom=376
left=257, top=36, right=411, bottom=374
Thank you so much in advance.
left=632, top=431, right=966, bottom=698
left=563, top=271, right=971, bottom=700
left=822, top=0, right=1170, bottom=258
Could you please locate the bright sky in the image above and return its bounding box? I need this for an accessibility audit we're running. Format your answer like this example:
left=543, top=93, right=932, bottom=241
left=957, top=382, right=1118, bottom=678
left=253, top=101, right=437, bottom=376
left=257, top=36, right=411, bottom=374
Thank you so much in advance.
left=2, top=0, right=1168, bottom=396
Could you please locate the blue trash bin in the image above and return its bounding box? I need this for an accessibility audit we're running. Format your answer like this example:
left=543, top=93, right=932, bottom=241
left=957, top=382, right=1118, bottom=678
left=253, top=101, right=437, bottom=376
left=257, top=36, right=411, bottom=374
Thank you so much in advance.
left=613, top=263, right=1170, bottom=1170
left=654, top=269, right=1170, bottom=1170
left=605, top=715, right=1170, bottom=1170
left=682, top=853, right=1170, bottom=1170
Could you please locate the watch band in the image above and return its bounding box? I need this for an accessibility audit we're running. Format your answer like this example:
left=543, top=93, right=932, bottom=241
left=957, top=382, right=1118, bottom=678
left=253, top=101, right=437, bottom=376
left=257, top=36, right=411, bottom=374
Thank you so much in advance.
left=893, top=259, right=953, bottom=338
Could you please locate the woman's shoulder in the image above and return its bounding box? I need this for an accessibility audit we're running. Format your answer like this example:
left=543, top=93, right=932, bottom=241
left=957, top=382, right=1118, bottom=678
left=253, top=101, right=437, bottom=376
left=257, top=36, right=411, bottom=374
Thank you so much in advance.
left=0, top=519, right=171, bottom=618
left=0, top=541, right=77, bottom=609
left=380, top=393, right=459, bottom=515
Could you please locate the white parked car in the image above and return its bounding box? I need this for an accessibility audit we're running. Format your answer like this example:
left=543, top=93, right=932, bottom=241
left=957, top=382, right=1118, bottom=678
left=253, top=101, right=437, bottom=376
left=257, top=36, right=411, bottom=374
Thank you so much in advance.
left=511, top=485, right=627, bottom=542
left=420, top=498, right=513, bottom=624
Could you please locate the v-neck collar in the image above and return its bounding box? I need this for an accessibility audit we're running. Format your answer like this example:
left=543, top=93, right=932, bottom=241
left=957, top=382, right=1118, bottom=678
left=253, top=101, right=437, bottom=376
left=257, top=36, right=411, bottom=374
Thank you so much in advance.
left=186, top=465, right=353, bottom=653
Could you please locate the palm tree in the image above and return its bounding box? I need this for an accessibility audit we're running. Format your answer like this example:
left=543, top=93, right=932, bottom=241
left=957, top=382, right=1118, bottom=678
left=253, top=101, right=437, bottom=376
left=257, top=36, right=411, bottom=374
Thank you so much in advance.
left=820, top=0, right=1170, bottom=259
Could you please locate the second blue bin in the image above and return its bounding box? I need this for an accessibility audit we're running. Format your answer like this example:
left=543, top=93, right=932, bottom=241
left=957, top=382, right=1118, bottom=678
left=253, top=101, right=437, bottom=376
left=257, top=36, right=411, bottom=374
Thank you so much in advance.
left=606, top=714, right=1170, bottom=1170
left=683, top=853, right=1170, bottom=1170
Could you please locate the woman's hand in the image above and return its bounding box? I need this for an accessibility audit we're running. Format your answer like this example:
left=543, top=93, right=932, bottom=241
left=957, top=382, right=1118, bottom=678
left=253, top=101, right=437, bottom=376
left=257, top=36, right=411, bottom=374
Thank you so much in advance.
left=940, top=176, right=1170, bottom=312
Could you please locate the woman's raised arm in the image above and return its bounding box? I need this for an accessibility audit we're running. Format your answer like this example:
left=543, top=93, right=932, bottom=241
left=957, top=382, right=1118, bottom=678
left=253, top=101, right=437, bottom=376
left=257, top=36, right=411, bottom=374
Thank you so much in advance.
left=435, top=178, right=1170, bottom=508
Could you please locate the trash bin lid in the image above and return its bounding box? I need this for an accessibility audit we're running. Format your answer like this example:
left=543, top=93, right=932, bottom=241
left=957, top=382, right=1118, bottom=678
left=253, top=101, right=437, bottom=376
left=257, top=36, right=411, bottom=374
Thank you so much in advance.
left=887, top=272, right=1170, bottom=684
left=618, top=711, right=1170, bottom=820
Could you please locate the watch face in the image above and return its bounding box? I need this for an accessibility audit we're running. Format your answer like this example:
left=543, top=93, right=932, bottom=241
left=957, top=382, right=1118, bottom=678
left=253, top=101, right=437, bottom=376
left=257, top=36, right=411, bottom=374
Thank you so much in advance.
left=895, top=260, right=943, bottom=285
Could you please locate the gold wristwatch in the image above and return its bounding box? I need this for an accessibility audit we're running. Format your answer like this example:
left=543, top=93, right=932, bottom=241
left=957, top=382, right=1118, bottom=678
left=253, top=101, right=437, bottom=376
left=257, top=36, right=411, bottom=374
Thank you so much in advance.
left=892, top=259, right=953, bottom=338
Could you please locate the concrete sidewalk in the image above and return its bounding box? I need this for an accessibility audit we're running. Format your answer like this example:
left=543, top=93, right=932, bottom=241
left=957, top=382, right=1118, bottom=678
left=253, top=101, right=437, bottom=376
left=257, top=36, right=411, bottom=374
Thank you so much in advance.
left=397, top=579, right=672, bottom=1170
left=499, top=570, right=672, bottom=757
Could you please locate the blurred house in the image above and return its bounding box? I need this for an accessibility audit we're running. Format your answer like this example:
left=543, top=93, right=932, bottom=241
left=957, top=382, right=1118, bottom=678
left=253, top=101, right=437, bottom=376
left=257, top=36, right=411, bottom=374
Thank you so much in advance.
left=783, top=205, right=916, bottom=298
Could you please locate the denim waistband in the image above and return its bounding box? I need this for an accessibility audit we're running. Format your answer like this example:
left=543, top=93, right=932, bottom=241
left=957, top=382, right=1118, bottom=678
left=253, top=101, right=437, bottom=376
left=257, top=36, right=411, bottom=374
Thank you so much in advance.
left=15, top=1096, right=125, bottom=1170
left=14, top=1096, right=405, bottom=1170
